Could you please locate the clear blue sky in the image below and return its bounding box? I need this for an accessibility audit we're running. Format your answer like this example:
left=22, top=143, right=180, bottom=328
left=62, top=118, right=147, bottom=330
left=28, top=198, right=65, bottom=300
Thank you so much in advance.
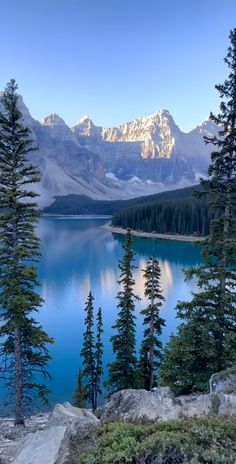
left=1, top=0, right=236, bottom=131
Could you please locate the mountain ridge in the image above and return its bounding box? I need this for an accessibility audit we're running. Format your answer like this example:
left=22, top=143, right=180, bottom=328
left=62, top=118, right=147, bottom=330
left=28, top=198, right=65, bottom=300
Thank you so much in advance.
left=0, top=92, right=218, bottom=207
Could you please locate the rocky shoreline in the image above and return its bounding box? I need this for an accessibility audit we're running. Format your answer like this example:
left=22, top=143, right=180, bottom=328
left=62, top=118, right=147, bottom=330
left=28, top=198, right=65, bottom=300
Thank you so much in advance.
left=1, top=366, right=236, bottom=463
left=102, top=223, right=206, bottom=243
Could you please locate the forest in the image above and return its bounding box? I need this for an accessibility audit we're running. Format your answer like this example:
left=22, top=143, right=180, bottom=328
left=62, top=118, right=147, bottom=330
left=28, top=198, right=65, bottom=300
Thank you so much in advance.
left=43, top=186, right=199, bottom=216
left=112, top=194, right=210, bottom=236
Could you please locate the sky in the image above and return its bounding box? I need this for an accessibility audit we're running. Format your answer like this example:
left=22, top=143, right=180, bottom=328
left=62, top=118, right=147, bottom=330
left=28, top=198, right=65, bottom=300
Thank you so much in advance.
left=1, top=0, right=236, bottom=132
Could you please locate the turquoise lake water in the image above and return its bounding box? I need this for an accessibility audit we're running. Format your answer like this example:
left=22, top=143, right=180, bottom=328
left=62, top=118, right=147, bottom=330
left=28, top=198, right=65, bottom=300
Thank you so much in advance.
left=0, top=216, right=202, bottom=411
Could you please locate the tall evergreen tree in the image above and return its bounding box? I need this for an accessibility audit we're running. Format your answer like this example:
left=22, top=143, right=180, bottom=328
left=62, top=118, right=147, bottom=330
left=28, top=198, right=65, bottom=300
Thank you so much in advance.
left=94, top=307, right=103, bottom=410
left=0, top=80, right=53, bottom=425
left=139, top=258, right=165, bottom=390
left=107, top=229, right=140, bottom=393
left=80, top=291, right=96, bottom=410
left=161, top=29, right=236, bottom=393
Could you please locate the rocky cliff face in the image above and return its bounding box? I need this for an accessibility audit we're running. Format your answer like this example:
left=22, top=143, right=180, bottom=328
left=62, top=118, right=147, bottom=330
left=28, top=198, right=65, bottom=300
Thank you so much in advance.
left=0, top=92, right=219, bottom=206
left=0, top=95, right=110, bottom=207
left=72, top=110, right=218, bottom=187
left=102, top=110, right=178, bottom=159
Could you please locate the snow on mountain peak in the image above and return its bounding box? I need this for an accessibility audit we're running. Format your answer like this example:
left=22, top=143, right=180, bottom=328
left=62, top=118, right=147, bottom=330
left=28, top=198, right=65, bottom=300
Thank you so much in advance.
left=78, top=115, right=91, bottom=124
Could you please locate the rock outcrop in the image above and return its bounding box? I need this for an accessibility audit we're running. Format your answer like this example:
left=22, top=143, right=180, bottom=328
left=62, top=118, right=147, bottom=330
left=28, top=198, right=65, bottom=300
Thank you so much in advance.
left=209, top=365, right=236, bottom=394
left=47, top=402, right=99, bottom=431
left=101, top=387, right=236, bottom=423
left=13, top=426, right=67, bottom=464
left=177, top=393, right=212, bottom=417
left=101, top=387, right=181, bottom=422
left=0, top=403, right=99, bottom=464
left=3, top=366, right=236, bottom=464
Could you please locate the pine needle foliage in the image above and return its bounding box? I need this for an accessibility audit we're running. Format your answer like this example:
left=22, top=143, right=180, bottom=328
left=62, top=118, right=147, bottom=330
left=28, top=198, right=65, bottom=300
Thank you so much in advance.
left=94, top=307, right=103, bottom=410
left=73, top=369, right=87, bottom=408
left=107, top=229, right=140, bottom=393
left=80, top=291, right=96, bottom=410
left=161, top=29, right=236, bottom=394
left=139, top=257, right=165, bottom=390
left=0, top=80, right=53, bottom=425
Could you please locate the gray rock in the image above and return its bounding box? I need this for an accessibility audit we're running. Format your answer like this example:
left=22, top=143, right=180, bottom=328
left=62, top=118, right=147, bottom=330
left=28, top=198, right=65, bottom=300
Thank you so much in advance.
left=218, top=394, right=236, bottom=416
left=12, top=426, right=67, bottom=464
left=101, top=388, right=236, bottom=423
left=1, top=404, right=99, bottom=464
left=47, top=402, right=99, bottom=433
left=177, top=394, right=212, bottom=417
left=0, top=414, right=50, bottom=464
left=209, top=365, right=236, bottom=394
left=101, top=388, right=182, bottom=422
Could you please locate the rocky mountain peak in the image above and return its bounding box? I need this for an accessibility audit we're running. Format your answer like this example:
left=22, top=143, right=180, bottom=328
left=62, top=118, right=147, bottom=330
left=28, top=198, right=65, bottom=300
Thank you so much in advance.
left=100, top=109, right=180, bottom=159
left=78, top=114, right=91, bottom=123
left=72, top=116, right=102, bottom=139
left=41, top=113, right=67, bottom=126
left=41, top=113, right=78, bottom=143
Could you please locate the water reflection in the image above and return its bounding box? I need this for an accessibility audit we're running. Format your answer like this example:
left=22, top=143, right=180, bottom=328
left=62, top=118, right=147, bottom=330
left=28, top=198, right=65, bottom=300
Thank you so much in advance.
left=0, top=217, right=202, bottom=409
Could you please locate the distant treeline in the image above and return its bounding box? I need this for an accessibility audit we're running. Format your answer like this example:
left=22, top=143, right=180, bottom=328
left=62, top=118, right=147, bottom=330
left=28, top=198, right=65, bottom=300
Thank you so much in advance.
left=112, top=195, right=210, bottom=236
left=43, top=186, right=203, bottom=216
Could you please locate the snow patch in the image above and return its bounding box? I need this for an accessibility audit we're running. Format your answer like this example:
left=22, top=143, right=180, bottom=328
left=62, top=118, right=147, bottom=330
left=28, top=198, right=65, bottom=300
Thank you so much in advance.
left=106, top=172, right=119, bottom=181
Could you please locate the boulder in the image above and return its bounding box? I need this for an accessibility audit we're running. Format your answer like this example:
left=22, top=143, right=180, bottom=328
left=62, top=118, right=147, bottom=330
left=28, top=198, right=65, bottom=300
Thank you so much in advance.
left=11, top=403, right=99, bottom=464
left=47, top=402, right=99, bottom=434
left=101, top=387, right=182, bottom=422
left=13, top=426, right=67, bottom=464
left=209, top=366, right=236, bottom=394
left=177, top=394, right=212, bottom=417
left=101, top=388, right=236, bottom=423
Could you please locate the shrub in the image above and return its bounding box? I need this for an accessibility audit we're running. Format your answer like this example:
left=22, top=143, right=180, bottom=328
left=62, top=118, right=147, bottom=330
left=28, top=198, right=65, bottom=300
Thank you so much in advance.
left=67, top=416, right=236, bottom=464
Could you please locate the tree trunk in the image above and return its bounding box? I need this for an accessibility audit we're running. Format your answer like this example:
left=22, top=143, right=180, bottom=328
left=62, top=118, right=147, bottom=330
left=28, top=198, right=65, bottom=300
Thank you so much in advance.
left=12, top=212, right=24, bottom=426
left=14, top=326, right=24, bottom=426
left=216, top=189, right=230, bottom=371
left=94, top=374, right=97, bottom=411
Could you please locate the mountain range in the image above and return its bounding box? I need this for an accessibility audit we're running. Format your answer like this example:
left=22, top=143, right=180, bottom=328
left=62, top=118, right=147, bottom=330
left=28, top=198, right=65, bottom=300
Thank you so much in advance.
left=0, top=93, right=218, bottom=207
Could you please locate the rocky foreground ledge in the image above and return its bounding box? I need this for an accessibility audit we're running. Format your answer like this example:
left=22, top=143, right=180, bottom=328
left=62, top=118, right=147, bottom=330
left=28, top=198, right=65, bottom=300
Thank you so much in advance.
left=1, top=366, right=236, bottom=464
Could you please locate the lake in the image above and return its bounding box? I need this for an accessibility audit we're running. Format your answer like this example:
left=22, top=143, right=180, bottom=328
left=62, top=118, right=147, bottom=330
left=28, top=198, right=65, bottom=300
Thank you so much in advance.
left=0, top=216, right=202, bottom=411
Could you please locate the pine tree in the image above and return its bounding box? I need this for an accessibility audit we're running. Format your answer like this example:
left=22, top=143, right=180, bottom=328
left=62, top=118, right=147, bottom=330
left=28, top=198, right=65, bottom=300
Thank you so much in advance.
left=139, top=258, right=165, bottom=390
left=94, top=307, right=103, bottom=410
left=0, top=80, right=53, bottom=425
left=107, top=229, right=140, bottom=393
left=73, top=369, right=87, bottom=408
left=161, top=29, right=236, bottom=393
left=160, top=323, right=218, bottom=395
left=80, top=291, right=96, bottom=410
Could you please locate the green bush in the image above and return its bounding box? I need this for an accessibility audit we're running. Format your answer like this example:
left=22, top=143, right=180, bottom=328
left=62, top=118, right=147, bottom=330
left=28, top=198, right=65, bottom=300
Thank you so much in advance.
left=67, top=416, right=236, bottom=464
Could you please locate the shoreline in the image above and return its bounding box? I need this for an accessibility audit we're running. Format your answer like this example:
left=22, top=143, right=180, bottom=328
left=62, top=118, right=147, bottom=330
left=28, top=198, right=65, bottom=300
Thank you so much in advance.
left=102, top=223, right=205, bottom=243
left=41, top=213, right=112, bottom=219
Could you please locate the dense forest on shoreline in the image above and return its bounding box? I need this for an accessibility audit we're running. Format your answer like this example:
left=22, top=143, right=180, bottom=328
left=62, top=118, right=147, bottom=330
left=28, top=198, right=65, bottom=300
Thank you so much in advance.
left=44, top=186, right=211, bottom=237
left=112, top=194, right=210, bottom=236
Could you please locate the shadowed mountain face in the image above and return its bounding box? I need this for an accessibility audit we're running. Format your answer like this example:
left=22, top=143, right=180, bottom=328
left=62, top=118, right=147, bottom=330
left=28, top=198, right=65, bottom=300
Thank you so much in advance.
left=0, top=93, right=218, bottom=206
